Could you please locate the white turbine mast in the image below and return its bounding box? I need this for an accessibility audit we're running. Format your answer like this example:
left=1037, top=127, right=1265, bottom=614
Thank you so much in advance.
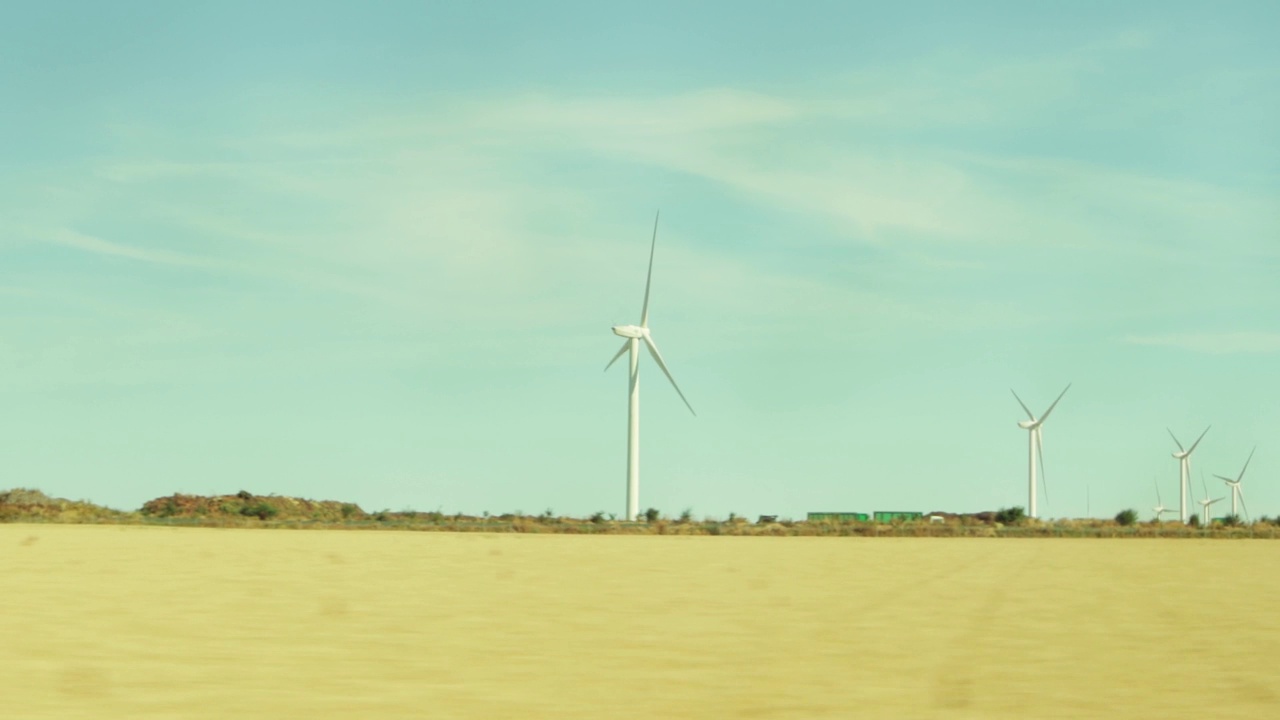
left=1011, top=383, right=1071, bottom=520
left=604, top=211, right=695, bottom=522
left=1197, top=472, right=1224, bottom=526
left=1168, top=426, right=1210, bottom=524
left=1152, top=477, right=1174, bottom=521
left=1214, top=446, right=1256, bottom=522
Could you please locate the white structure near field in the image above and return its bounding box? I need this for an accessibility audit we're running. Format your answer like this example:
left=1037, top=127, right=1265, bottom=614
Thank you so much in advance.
left=604, top=212, right=696, bottom=522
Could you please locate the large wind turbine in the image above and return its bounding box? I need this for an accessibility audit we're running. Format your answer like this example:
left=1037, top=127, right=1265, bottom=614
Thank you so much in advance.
left=605, top=211, right=695, bottom=522
left=1011, top=383, right=1071, bottom=520
left=1215, top=446, right=1256, bottom=521
left=1169, top=426, right=1210, bottom=524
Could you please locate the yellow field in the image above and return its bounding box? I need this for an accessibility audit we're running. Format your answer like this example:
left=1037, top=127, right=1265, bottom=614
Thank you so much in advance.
left=2, top=525, right=1277, bottom=719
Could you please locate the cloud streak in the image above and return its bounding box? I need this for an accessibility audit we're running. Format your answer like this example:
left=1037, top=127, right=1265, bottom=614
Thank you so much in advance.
left=1125, top=332, right=1280, bottom=355
left=44, top=228, right=213, bottom=268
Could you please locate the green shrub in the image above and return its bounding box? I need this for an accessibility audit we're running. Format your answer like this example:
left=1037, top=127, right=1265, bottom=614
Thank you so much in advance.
left=241, top=502, right=277, bottom=520
left=643, top=507, right=660, bottom=523
left=340, top=503, right=359, bottom=519
left=1187, top=514, right=1200, bottom=527
left=1115, top=509, right=1138, bottom=526
left=678, top=508, right=693, bottom=524
left=994, top=507, right=1026, bottom=524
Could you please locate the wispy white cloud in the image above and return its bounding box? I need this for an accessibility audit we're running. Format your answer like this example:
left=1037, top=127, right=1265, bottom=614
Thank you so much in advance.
left=1125, top=332, right=1280, bottom=355
left=43, top=228, right=214, bottom=268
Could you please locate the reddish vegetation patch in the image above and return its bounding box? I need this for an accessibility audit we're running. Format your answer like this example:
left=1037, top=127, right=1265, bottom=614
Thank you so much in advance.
left=139, top=491, right=364, bottom=522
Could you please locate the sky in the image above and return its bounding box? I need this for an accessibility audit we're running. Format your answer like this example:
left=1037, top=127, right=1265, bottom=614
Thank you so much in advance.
left=2, top=1, right=1277, bottom=520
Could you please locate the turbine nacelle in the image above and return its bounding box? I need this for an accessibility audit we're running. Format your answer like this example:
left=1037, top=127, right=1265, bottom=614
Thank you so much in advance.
left=1017, top=420, right=1038, bottom=430
left=611, top=325, right=647, bottom=339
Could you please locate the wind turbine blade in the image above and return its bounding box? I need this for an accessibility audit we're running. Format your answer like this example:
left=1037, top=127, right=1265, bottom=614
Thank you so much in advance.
left=1036, top=428, right=1049, bottom=505
left=1037, top=383, right=1072, bottom=423
left=639, top=211, right=659, bottom=329
left=1187, top=425, right=1210, bottom=455
left=1167, top=428, right=1185, bottom=452
left=604, top=340, right=630, bottom=371
left=1239, top=494, right=1250, bottom=522
left=642, top=334, right=695, bottom=416
left=1154, top=478, right=1163, bottom=507
left=1238, top=446, right=1257, bottom=481
left=1214, top=475, right=1235, bottom=484
left=1011, top=390, right=1035, bottom=420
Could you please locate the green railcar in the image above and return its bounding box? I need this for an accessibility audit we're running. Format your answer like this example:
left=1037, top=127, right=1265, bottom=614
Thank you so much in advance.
left=873, top=511, right=923, bottom=523
left=806, top=512, right=869, bottom=522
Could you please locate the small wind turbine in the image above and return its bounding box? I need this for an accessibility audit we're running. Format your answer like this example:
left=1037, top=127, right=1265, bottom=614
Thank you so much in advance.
left=1152, top=478, right=1174, bottom=521
left=1215, top=446, right=1256, bottom=521
left=1011, top=383, right=1071, bottom=520
left=1169, top=426, right=1210, bottom=524
left=1197, top=472, right=1224, bottom=526
left=605, top=211, right=696, bottom=522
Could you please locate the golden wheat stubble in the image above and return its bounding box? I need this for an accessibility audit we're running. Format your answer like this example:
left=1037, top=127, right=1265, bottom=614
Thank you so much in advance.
left=1, top=526, right=1277, bottom=718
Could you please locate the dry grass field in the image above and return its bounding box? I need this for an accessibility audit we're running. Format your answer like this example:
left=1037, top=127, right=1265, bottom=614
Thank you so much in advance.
left=2, top=525, right=1277, bottom=719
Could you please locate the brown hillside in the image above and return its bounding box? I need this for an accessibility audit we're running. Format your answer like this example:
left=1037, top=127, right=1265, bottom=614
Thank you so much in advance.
left=0, top=488, right=127, bottom=523
left=139, top=491, right=365, bottom=522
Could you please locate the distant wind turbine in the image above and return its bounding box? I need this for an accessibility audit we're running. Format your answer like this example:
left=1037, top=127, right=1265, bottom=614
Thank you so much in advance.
left=1215, top=446, right=1256, bottom=521
left=605, top=212, right=696, bottom=522
left=1152, top=477, right=1174, bottom=521
left=1011, top=383, right=1071, bottom=519
left=1169, top=426, right=1210, bottom=524
left=1198, top=472, right=1224, bottom=526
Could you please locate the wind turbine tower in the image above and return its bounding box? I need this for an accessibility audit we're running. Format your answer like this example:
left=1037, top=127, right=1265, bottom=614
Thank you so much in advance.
left=1215, top=446, right=1256, bottom=521
left=604, top=212, right=696, bottom=522
left=1011, top=383, right=1071, bottom=520
left=1168, top=426, right=1209, bottom=524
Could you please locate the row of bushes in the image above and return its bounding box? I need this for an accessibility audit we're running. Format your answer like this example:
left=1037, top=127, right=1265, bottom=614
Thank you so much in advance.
left=8, top=489, right=1280, bottom=537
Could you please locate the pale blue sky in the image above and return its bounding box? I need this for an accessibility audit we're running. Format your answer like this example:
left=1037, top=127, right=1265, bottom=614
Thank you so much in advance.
left=2, top=1, right=1277, bottom=519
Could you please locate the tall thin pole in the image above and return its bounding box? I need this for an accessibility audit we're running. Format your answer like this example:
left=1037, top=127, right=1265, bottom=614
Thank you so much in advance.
left=1179, top=459, right=1188, bottom=523
left=1028, top=429, right=1037, bottom=519
left=625, top=339, right=640, bottom=522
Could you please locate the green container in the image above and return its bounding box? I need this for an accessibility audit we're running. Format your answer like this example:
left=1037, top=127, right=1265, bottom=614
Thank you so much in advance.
left=872, top=511, right=923, bottom=523
left=806, top=512, right=869, bottom=522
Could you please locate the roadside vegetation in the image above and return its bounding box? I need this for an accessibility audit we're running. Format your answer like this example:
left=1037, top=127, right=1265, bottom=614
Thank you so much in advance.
left=4, top=490, right=1280, bottom=537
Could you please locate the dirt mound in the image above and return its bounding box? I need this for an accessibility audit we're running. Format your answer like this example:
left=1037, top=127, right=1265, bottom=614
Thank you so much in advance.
left=0, top=488, right=126, bottom=522
left=139, top=491, right=365, bottom=522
